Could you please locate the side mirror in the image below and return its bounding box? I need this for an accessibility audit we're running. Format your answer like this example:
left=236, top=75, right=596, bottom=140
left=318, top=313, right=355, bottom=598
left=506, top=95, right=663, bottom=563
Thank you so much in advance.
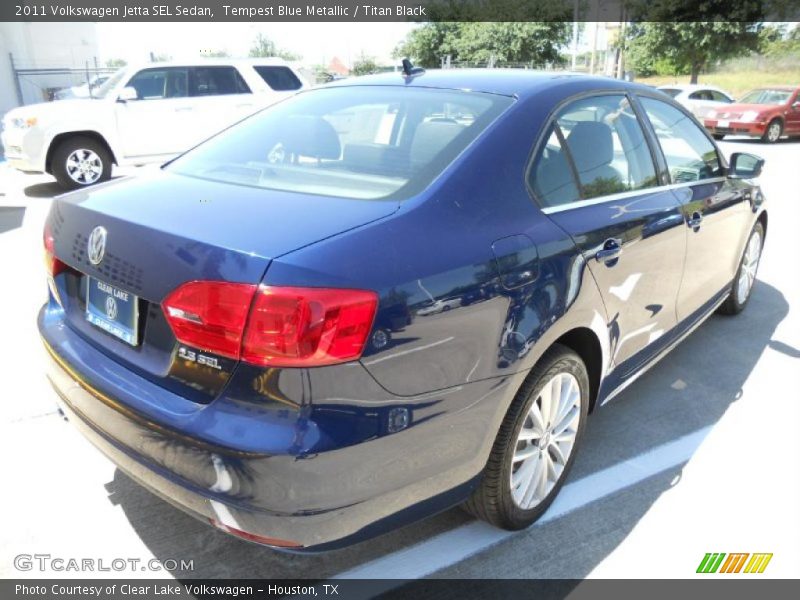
left=793, top=101, right=800, bottom=110
left=117, top=86, right=138, bottom=102
left=729, top=152, right=765, bottom=179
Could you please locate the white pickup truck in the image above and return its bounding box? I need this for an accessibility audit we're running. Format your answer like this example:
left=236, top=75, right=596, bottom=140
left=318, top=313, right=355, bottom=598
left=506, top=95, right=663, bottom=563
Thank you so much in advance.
left=1, top=58, right=308, bottom=189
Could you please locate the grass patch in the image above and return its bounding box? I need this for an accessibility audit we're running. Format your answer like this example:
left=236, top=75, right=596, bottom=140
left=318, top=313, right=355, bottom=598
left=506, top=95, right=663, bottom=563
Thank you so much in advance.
left=637, top=69, right=800, bottom=98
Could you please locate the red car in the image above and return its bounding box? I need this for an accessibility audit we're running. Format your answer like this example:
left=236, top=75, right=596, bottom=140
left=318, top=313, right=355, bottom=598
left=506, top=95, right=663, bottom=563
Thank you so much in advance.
left=704, top=85, right=800, bottom=143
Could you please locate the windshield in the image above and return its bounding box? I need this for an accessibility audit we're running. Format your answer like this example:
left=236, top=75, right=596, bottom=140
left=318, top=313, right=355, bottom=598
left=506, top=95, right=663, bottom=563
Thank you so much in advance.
left=659, top=88, right=681, bottom=98
left=738, top=89, right=793, bottom=105
left=92, top=69, right=127, bottom=99
left=167, top=86, right=513, bottom=200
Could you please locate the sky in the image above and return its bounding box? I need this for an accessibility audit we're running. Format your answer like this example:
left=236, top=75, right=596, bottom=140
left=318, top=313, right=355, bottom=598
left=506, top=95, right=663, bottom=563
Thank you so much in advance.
left=97, top=22, right=417, bottom=67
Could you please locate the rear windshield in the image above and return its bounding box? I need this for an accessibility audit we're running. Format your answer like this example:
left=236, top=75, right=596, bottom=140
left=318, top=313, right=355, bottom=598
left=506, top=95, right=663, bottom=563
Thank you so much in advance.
left=168, top=86, right=513, bottom=200
left=253, top=65, right=303, bottom=91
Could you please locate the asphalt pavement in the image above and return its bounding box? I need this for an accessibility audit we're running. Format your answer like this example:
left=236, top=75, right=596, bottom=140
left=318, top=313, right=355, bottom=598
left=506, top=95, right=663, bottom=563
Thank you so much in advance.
left=0, top=138, right=798, bottom=581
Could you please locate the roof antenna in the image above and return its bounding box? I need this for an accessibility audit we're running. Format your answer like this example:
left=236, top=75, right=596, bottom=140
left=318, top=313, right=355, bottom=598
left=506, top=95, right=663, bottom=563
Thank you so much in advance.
left=401, top=58, right=425, bottom=78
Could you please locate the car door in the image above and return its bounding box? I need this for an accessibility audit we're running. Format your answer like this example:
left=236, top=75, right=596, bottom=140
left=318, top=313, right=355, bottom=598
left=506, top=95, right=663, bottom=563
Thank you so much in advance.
left=783, top=89, right=800, bottom=134
left=690, top=89, right=732, bottom=120
left=183, top=66, right=256, bottom=148
left=530, top=93, right=687, bottom=369
left=114, top=67, right=195, bottom=158
left=638, top=95, right=753, bottom=321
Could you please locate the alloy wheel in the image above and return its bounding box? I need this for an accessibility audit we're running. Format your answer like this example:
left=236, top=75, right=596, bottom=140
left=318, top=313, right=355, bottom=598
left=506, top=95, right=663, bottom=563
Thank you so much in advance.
left=510, top=372, right=581, bottom=510
left=737, top=230, right=762, bottom=302
left=767, top=122, right=781, bottom=143
left=66, top=148, right=103, bottom=185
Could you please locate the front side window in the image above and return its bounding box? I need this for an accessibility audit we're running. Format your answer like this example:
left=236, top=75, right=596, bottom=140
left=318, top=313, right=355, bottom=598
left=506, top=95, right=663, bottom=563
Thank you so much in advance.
left=639, top=97, right=722, bottom=183
left=168, top=86, right=512, bottom=200
left=126, top=68, right=189, bottom=100
left=190, top=67, right=250, bottom=96
left=710, top=90, right=732, bottom=103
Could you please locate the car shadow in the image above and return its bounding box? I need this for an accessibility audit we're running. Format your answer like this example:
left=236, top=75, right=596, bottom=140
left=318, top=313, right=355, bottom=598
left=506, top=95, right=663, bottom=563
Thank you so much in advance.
left=24, top=175, right=126, bottom=199
left=105, top=280, right=789, bottom=580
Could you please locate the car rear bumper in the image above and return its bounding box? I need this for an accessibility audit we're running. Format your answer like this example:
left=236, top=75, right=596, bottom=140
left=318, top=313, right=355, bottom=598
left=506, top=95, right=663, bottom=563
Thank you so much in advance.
left=703, top=120, right=768, bottom=137
left=39, top=303, right=510, bottom=550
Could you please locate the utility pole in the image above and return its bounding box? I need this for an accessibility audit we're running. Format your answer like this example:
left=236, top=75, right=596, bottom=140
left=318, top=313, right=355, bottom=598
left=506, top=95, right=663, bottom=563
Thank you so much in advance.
left=571, top=0, right=580, bottom=70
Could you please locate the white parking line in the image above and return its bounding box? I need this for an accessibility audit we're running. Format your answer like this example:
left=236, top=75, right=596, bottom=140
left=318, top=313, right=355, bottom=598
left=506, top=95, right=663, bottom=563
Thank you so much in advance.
left=333, top=426, right=711, bottom=581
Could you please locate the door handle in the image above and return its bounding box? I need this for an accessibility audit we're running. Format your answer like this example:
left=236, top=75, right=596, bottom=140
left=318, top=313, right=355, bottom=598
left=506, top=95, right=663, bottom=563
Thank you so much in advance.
left=686, top=211, right=703, bottom=231
left=595, top=238, right=622, bottom=264
left=174, top=106, right=193, bottom=112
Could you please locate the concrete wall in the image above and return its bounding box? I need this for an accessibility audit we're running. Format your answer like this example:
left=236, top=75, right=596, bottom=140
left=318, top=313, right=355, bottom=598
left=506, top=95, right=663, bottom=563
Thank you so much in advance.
left=0, top=23, right=99, bottom=115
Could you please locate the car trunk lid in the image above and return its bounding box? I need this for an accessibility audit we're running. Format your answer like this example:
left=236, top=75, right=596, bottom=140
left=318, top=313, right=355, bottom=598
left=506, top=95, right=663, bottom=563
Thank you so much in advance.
left=48, top=171, right=399, bottom=402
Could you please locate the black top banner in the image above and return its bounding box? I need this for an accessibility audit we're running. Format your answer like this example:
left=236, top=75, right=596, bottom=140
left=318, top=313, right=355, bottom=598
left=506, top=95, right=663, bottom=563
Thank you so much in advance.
left=3, top=0, right=799, bottom=22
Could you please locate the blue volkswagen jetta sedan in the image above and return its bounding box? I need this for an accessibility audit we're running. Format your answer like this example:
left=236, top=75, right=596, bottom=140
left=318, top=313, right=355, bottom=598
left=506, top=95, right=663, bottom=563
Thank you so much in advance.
left=39, top=70, right=767, bottom=550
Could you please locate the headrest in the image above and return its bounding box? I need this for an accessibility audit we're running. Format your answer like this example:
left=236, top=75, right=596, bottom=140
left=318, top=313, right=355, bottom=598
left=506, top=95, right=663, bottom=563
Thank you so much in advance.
left=565, top=121, right=614, bottom=172
left=281, top=116, right=341, bottom=160
left=410, top=120, right=465, bottom=167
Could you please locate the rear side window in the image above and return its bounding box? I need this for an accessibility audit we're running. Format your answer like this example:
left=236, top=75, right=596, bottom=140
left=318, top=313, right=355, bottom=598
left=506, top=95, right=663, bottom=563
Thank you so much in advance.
left=527, top=127, right=580, bottom=208
left=530, top=94, right=657, bottom=206
left=639, top=97, right=722, bottom=183
left=710, top=91, right=732, bottom=103
left=127, top=68, right=189, bottom=100
left=190, top=66, right=250, bottom=96
left=253, top=66, right=303, bottom=91
left=168, top=86, right=512, bottom=200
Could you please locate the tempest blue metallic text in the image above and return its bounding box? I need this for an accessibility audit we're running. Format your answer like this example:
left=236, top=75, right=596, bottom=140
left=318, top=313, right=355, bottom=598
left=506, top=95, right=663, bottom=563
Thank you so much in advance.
left=40, top=70, right=767, bottom=550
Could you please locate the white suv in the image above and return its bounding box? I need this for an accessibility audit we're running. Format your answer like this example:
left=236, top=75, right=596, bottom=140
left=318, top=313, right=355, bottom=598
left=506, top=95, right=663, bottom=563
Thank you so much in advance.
left=1, top=58, right=308, bottom=189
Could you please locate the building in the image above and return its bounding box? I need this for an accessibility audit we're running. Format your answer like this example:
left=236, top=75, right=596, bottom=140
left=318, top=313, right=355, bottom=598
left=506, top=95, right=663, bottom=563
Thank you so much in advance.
left=0, top=23, right=100, bottom=116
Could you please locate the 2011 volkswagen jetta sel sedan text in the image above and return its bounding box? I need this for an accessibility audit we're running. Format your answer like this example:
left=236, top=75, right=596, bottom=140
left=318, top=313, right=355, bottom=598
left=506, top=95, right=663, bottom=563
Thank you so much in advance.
left=40, top=70, right=767, bottom=550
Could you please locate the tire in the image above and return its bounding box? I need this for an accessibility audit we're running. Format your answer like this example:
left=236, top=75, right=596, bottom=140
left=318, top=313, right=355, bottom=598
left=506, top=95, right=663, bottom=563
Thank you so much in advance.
left=712, top=133, right=725, bottom=141
left=762, top=119, right=782, bottom=144
left=463, top=344, right=589, bottom=529
left=718, top=221, right=764, bottom=315
left=370, top=328, right=391, bottom=351
left=51, top=136, right=112, bottom=190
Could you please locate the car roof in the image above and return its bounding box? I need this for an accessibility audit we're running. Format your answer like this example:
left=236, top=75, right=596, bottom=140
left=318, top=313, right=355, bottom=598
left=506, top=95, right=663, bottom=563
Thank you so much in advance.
left=325, top=68, right=655, bottom=99
left=745, top=85, right=798, bottom=91
left=657, top=83, right=725, bottom=91
left=125, top=57, right=294, bottom=70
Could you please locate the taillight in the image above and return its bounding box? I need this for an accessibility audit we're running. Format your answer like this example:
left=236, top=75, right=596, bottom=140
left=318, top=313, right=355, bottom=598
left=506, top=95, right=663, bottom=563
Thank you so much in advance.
left=242, top=286, right=378, bottom=367
left=162, top=281, right=257, bottom=360
left=162, top=282, right=378, bottom=367
left=43, top=223, right=66, bottom=277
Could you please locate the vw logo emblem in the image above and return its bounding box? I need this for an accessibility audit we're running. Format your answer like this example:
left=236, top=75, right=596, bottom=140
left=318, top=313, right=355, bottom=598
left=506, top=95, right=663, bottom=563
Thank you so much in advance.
left=105, top=296, right=118, bottom=320
left=87, top=226, right=107, bottom=265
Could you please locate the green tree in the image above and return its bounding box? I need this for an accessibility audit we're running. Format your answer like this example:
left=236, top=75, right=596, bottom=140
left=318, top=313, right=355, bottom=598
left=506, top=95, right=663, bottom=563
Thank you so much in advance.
left=625, top=22, right=763, bottom=83
left=392, top=22, right=463, bottom=68
left=351, top=53, right=380, bottom=77
left=248, top=33, right=301, bottom=61
left=393, top=21, right=571, bottom=69
left=105, top=58, right=127, bottom=68
left=455, top=22, right=571, bottom=66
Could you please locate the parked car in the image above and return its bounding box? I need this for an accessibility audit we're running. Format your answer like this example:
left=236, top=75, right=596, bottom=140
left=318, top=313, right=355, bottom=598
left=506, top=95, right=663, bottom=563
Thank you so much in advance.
left=53, top=75, right=111, bottom=101
left=704, top=85, right=800, bottom=142
left=658, top=83, right=734, bottom=120
left=40, top=70, right=767, bottom=551
left=1, top=58, right=308, bottom=189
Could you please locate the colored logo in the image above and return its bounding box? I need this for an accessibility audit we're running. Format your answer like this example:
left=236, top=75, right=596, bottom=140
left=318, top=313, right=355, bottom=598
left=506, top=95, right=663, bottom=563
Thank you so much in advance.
left=697, top=552, right=773, bottom=574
